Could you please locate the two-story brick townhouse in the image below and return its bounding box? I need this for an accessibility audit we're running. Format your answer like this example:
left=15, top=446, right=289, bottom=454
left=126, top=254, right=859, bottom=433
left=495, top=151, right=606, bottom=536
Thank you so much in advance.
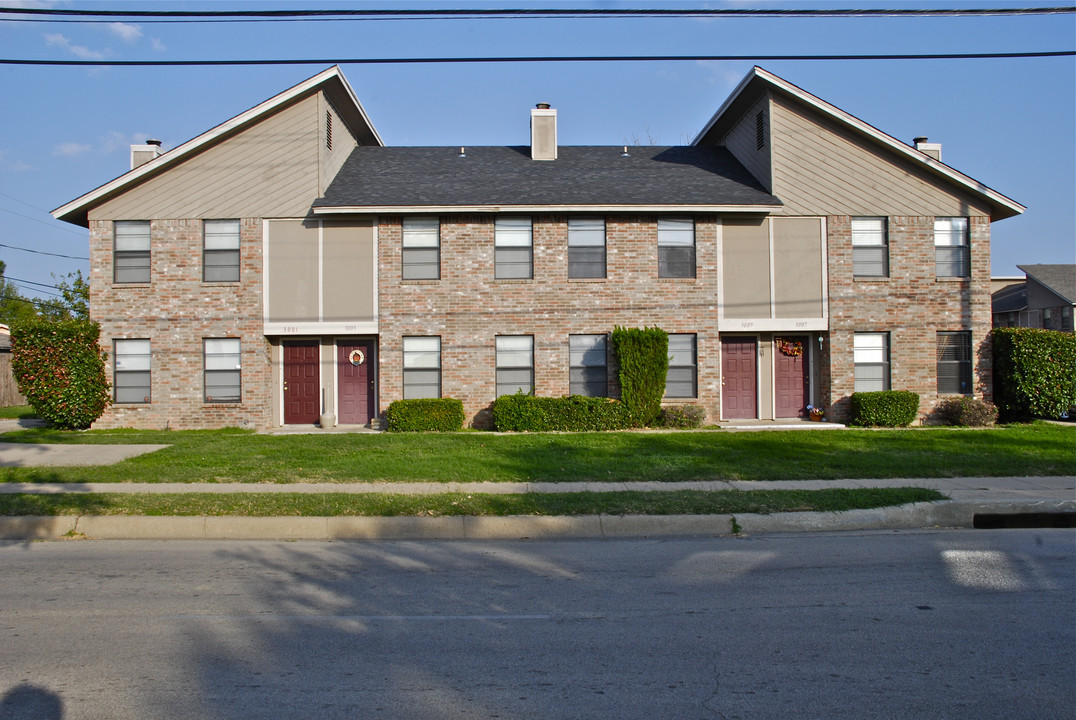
left=53, top=65, right=1023, bottom=430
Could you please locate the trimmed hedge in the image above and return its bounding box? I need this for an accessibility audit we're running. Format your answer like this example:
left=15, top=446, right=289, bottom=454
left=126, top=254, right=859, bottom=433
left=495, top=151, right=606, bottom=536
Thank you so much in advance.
left=934, top=397, right=998, bottom=427
left=492, top=392, right=631, bottom=432
left=611, top=326, right=668, bottom=427
left=992, top=327, right=1076, bottom=421
left=659, top=404, right=706, bottom=429
left=385, top=398, right=465, bottom=432
left=10, top=318, right=111, bottom=430
left=849, top=390, right=920, bottom=427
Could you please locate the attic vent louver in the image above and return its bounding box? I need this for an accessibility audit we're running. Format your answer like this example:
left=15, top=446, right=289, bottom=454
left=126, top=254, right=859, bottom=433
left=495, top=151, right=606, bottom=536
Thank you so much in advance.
left=325, top=110, right=333, bottom=151
left=755, top=111, right=765, bottom=151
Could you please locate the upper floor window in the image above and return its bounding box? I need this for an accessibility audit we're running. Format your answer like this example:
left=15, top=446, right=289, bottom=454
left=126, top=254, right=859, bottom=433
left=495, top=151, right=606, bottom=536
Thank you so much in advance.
left=665, top=333, right=698, bottom=398
left=204, top=338, right=241, bottom=403
left=403, top=336, right=441, bottom=399
left=851, top=217, right=888, bottom=278
left=114, top=221, right=150, bottom=284
left=658, top=217, right=695, bottom=278
left=203, top=220, right=240, bottom=282
left=934, top=217, right=969, bottom=278
left=114, top=338, right=151, bottom=403
left=495, top=216, right=532, bottom=279
left=937, top=331, right=972, bottom=394
left=569, top=334, right=608, bottom=397
left=402, top=216, right=440, bottom=280
left=568, top=217, right=606, bottom=279
left=854, top=332, right=890, bottom=392
left=495, top=335, right=534, bottom=397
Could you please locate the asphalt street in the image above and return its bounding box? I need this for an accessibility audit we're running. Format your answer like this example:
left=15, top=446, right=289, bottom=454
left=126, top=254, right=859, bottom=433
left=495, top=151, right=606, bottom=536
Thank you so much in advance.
left=0, top=529, right=1072, bottom=720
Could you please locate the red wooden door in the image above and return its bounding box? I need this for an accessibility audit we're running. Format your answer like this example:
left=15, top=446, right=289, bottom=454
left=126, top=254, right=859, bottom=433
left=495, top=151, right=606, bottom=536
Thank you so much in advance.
left=283, top=341, right=319, bottom=424
left=337, top=340, right=376, bottom=425
left=774, top=336, right=809, bottom=418
left=721, top=338, right=758, bottom=419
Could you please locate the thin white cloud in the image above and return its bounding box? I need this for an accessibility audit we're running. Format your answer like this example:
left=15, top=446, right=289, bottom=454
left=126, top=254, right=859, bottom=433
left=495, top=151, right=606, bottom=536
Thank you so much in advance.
left=695, top=61, right=744, bottom=88
left=150, top=37, right=167, bottom=52
left=44, top=33, right=107, bottom=60
left=53, top=141, right=93, bottom=157
left=107, top=22, right=143, bottom=43
left=101, top=131, right=149, bottom=154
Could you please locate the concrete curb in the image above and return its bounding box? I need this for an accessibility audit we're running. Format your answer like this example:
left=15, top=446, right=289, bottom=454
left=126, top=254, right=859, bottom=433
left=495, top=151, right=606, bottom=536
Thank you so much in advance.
left=1, top=500, right=1071, bottom=541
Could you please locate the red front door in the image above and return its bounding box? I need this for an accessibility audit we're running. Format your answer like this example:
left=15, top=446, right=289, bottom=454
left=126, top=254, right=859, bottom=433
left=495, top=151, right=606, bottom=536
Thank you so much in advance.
left=283, top=340, right=319, bottom=424
left=337, top=340, right=376, bottom=425
left=722, top=338, right=758, bottom=419
left=774, top=336, right=809, bottom=418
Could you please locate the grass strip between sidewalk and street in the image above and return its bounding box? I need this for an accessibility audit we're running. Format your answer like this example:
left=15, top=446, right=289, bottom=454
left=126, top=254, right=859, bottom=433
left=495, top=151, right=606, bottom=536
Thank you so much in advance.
left=0, top=423, right=1072, bottom=485
left=0, top=487, right=945, bottom=517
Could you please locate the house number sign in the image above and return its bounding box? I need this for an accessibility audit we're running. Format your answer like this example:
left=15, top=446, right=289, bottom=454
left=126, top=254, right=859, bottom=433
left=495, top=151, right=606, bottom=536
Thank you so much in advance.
left=349, top=349, right=365, bottom=366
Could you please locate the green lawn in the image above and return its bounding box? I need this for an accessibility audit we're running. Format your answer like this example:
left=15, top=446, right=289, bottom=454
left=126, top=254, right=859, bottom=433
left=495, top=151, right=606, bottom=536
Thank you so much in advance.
left=0, top=423, right=1071, bottom=484
left=0, top=487, right=945, bottom=517
left=0, top=405, right=36, bottom=420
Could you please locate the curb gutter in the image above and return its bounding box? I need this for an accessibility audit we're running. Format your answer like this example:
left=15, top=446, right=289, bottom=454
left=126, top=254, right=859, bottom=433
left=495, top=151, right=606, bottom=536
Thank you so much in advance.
left=1, top=500, right=1072, bottom=541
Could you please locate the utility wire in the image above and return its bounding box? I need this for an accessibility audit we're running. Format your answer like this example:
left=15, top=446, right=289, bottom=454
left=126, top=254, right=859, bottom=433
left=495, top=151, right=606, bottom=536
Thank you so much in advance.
left=0, top=243, right=88, bottom=261
left=5, top=276, right=63, bottom=291
left=3, top=50, right=1073, bottom=67
left=0, top=206, right=89, bottom=238
left=2, top=6, right=1072, bottom=18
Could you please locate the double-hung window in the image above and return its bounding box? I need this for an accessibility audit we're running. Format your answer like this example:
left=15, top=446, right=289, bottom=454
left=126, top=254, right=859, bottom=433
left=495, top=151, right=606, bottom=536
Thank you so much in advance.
left=851, top=217, right=888, bottom=277
left=569, top=334, right=608, bottom=397
left=495, top=216, right=532, bottom=279
left=114, top=339, right=151, bottom=403
left=854, top=333, right=890, bottom=392
left=403, top=337, right=441, bottom=399
left=934, top=217, right=969, bottom=278
left=114, top=221, right=151, bottom=284
left=568, top=217, right=606, bottom=278
left=203, top=220, right=240, bottom=282
left=665, top=334, right=698, bottom=398
left=495, top=335, right=534, bottom=397
left=402, top=216, right=440, bottom=280
left=204, top=338, right=241, bottom=403
left=937, top=331, right=972, bottom=394
left=658, top=217, right=695, bottom=278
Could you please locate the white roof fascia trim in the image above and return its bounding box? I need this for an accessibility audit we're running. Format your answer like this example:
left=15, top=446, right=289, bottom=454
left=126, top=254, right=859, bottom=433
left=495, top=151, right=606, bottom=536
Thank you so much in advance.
left=692, top=66, right=1024, bottom=216
left=53, top=66, right=356, bottom=221
left=312, top=204, right=782, bottom=215
left=331, top=65, right=384, bottom=147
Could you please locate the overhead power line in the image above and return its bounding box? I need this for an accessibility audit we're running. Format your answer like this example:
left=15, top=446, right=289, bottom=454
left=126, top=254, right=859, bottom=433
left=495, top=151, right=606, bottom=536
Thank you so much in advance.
left=2, top=51, right=1073, bottom=67
left=2, top=6, right=1072, bottom=19
left=0, top=243, right=88, bottom=261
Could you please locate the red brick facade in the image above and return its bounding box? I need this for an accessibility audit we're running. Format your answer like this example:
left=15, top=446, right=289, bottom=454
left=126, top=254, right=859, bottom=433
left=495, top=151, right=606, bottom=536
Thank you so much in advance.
left=89, top=218, right=272, bottom=430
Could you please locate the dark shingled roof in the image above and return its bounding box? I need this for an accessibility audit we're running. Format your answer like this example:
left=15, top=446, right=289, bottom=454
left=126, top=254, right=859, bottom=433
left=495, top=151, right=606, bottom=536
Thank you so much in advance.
left=1019, top=264, right=1076, bottom=305
left=314, top=146, right=781, bottom=209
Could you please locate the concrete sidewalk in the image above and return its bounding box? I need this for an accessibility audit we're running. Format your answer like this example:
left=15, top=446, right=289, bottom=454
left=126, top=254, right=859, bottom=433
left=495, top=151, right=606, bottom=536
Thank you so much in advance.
left=0, top=476, right=1071, bottom=541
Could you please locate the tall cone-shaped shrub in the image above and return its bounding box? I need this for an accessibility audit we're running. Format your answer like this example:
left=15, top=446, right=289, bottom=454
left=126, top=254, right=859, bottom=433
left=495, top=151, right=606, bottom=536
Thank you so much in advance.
left=612, top=326, right=668, bottom=427
left=11, top=318, right=111, bottom=429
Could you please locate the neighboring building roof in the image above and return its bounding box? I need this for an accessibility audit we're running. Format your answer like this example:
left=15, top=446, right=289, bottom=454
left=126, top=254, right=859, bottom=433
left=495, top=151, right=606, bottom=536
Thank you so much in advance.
left=991, top=283, right=1027, bottom=314
left=313, top=145, right=782, bottom=214
left=1019, top=264, right=1076, bottom=304
left=692, top=66, right=1025, bottom=222
left=53, top=66, right=383, bottom=227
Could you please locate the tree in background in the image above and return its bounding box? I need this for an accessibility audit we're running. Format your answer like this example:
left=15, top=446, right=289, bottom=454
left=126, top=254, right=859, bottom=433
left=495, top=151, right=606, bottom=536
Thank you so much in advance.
left=38, top=271, right=89, bottom=322
left=0, top=260, right=40, bottom=326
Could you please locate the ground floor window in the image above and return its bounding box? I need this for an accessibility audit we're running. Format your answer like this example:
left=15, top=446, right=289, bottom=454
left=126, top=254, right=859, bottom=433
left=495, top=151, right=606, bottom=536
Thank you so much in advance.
left=854, top=332, right=890, bottom=392
left=403, top=336, right=441, bottom=399
left=114, top=339, right=151, bottom=403
left=569, top=334, right=607, bottom=397
left=665, top=333, right=697, bottom=398
left=495, top=335, right=534, bottom=397
left=937, top=331, right=972, bottom=394
left=204, top=338, right=241, bottom=402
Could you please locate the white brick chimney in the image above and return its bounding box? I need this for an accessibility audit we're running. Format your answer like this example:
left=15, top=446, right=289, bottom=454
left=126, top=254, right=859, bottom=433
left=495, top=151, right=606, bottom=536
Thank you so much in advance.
left=130, top=139, right=163, bottom=169
left=530, top=103, right=557, bottom=161
left=913, top=136, right=942, bottom=161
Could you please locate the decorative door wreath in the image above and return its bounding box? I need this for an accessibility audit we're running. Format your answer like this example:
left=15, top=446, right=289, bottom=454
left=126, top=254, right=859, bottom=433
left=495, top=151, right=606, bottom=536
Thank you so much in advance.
left=349, top=349, right=366, bottom=366
left=776, top=339, right=804, bottom=357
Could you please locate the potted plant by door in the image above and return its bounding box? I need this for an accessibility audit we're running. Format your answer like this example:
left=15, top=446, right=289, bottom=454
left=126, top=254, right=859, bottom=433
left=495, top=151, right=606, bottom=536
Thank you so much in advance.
left=807, top=404, right=825, bottom=422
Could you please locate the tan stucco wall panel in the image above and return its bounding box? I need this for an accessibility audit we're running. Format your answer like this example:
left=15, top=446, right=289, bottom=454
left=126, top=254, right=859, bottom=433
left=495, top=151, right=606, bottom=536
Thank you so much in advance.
left=266, top=219, right=319, bottom=323
left=322, top=219, right=376, bottom=324
left=773, top=217, right=824, bottom=319
left=722, top=217, right=771, bottom=319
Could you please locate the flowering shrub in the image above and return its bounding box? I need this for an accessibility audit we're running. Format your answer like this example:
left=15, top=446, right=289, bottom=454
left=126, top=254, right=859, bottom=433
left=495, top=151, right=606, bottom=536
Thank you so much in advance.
left=10, top=318, right=111, bottom=429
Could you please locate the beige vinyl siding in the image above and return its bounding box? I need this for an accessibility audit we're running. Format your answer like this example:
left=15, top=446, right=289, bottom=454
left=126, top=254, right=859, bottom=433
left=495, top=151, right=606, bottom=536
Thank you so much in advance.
left=92, top=94, right=322, bottom=221
left=322, top=219, right=375, bottom=324
left=719, top=92, right=772, bottom=192
left=318, top=93, right=359, bottom=195
left=265, top=219, right=319, bottom=324
left=769, top=94, right=991, bottom=218
left=773, top=217, right=824, bottom=318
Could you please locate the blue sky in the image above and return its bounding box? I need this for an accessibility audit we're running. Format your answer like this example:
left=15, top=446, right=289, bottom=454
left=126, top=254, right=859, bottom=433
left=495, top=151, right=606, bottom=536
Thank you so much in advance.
left=1, top=1, right=1073, bottom=306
